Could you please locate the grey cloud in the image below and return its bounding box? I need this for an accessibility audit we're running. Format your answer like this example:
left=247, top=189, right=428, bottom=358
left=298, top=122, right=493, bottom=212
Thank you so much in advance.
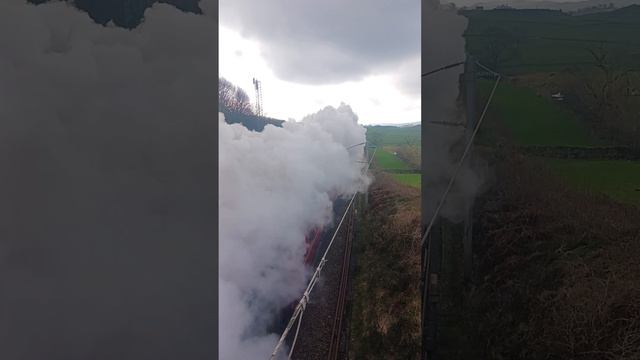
left=220, top=0, right=420, bottom=85
left=395, top=56, right=421, bottom=96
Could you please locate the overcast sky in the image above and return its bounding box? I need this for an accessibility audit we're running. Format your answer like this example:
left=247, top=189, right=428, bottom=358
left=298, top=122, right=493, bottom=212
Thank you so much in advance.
left=219, top=0, right=420, bottom=125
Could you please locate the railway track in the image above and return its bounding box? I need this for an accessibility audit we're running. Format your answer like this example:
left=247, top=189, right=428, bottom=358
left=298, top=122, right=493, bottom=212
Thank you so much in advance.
left=327, top=206, right=354, bottom=360
left=289, top=202, right=356, bottom=360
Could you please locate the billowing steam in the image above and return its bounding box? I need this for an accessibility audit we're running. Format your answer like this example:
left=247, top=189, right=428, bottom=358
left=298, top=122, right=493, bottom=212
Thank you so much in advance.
left=422, top=0, right=484, bottom=222
left=219, top=104, right=370, bottom=359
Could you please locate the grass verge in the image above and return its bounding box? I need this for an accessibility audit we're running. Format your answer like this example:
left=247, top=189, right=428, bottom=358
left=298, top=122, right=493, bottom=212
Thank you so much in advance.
left=391, top=173, right=421, bottom=189
left=546, top=158, right=640, bottom=207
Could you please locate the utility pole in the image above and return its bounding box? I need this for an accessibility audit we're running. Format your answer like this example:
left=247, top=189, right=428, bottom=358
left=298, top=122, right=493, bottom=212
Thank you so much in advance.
left=421, top=221, right=442, bottom=360
left=463, top=56, right=477, bottom=283
left=421, top=56, right=474, bottom=359
left=364, top=145, right=369, bottom=209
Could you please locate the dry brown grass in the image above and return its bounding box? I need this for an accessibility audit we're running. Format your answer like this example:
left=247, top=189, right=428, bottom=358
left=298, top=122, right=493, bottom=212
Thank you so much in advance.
left=474, top=152, right=640, bottom=359
left=348, top=172, right=422, bottom=360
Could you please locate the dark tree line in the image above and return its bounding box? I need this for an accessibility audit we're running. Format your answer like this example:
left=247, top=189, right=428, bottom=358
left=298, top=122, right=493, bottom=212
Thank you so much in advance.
left=218, top=77, right=254, bottom=116
left=28, top=0, right=202, bottom=28
left=561, top=46, right=640, bottom=147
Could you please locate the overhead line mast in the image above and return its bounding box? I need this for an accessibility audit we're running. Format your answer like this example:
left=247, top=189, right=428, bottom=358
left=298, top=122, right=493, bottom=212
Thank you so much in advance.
left=253, top=77, right=263, bottom=116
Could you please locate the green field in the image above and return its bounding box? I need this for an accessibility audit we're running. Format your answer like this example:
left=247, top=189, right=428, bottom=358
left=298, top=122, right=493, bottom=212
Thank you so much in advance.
left=391, top=173, right=421, bottom=188
left=477, top=79, right=640, bottom=207
left=478, top=79, right=599, bottom=146
left=462, top=7, right=640, bottom=74
left=374, top=148, right=411, bottom=170
left=367, top=126, right=422, bottom=188
left=366, top=125, right=420, bottom=147
left=547, top=158, right=640, bottom=206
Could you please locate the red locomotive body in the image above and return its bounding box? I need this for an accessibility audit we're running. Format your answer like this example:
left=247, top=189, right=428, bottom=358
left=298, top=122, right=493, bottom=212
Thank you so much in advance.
left=271, top=196, right=346, bottom=335
left=303, top=227, right=323, bottom=266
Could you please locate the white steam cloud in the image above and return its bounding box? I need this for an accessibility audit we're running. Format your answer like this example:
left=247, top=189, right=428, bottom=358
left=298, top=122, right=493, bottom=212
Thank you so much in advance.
left=219, top=104, right=370, bottom=359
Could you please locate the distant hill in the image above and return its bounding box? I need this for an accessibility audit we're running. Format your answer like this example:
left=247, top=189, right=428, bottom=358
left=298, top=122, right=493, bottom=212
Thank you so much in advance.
left=28, top=0, right=201, bottom=28
left=462, top=5, right=640, bottom=74
left=370, top=121, right=421, bottom=127
left=221, top=110, right=285, bottom=132
left=580, top=2, right=640, bottom=17
left=467, top=0, right=640, bottom=12
left=366, top=125, right=421, bottom=146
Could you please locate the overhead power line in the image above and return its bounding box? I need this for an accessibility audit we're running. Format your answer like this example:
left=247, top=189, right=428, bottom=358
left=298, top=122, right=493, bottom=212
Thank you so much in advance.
left=346, top=142, right=366, bottom=150
left=475, top=61, right=500, bottom=76
left=423, top=61, right=465, bottom=78
left=420, top=61, right=501, bottom=257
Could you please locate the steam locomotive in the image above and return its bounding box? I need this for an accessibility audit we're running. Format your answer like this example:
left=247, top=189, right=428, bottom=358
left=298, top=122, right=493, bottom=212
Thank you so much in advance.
left=302, top=194, right=348, bottom=268
left=269, top=196, right=350, bottom=336
left=303, top=227, right=323, bottom=266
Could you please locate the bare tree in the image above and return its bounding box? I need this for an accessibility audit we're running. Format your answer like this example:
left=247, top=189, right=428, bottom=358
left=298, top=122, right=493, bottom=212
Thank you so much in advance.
left=218, top=77, right=254, bottom=115
left=584, top=47, right=630, bottom=120
left=564, top=46, right=640, bottom=147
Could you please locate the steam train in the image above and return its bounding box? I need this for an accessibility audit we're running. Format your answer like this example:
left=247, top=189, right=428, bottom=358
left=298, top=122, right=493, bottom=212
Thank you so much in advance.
left=303, top=227, right=323, bottom=266
left=266, top=227, right=326, bottom=336
left=269, top=196, right=349, bottom=336
left=302, top=195, right=348, bottom=268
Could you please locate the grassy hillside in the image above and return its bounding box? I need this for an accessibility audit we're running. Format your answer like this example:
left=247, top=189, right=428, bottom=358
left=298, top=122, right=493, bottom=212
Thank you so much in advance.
left=366, top=125, right=421, bottom=147
left=456, top=7, right=640, bottom=359
left=477, top=79, right=599, bottom=146
left=477, top=78, right=640, bottom=206
left=462, top=6, right=640, bottom=74
left=367, top=125, right=422, bottom=189
left=374, top=149, right=412, bottom=171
